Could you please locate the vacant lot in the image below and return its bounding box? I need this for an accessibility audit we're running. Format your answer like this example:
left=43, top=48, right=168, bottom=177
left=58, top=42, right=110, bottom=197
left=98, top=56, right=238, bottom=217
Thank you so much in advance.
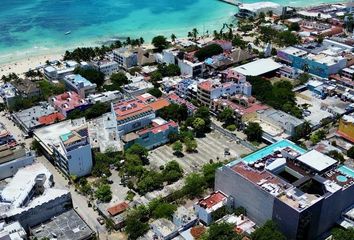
left=148, top=130, right=251, bottom=174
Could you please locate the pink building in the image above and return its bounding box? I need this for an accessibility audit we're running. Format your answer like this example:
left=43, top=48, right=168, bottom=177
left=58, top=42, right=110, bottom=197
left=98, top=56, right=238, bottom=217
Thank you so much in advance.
left=49, top=91, right=91, bottom=117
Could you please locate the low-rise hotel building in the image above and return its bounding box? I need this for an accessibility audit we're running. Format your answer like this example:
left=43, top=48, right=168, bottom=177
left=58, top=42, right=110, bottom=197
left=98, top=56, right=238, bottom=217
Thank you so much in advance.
left=34, top=118, right=93, bottom=177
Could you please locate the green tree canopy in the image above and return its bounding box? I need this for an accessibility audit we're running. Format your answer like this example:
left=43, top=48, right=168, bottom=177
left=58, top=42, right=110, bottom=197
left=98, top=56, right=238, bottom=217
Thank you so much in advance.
left=95, top=184, right=112, bottom=202
left=202, top=222, right=242, bottom=240
left=244, top=122, right=262, bottom=142
left=185, top=138, right=198, bottom=152
left=219, top=107, right=234, bottom=125
left=251, top=220, right=286, bottom=240
left=74, top=67, right=105, bottom=87
left=195, top=44, right=223, bottom=61
left=110, top=72, right=129, bottom=87
left=126, top=144, right=148, bottom=158
left=172, top=140, right=183, bottom=153
left=148, top=87, right=162, bottom=98
left=202, top=162, right=223, bottom=188
left=152, top=35, right=168, bottom=51
left=183, top=173, right=205, bottom=197
left=331, top=227, right=354, bottom=240
left=125, top=209, right=149, bottom=240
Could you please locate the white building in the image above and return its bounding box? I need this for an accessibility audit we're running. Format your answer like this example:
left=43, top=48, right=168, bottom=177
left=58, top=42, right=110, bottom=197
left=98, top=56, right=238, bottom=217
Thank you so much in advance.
left=44, top=60, right=79, bottom=80
left=341, top=66, right=354, bottom=80
left=0, top=146, right=35, bottom=180
left=122, top=76, right=153, bottom=96
left=34, top=118, right=93, bottom=177
left=232, top=58, right=283, bottom=77
left=197, top=74, right=252, bottom=107
left=63, top=74, right=97, bottom=98
left=91, top=60, right=119, bottom=76
left=88, top=112, right=123, bottom=152
left=113, top=48, right=138, bottom=70
left=195, top=191, right=233, bottom=226
left=87, top=90, right=124, bottom=104
left=0, top=163, right=72, bottom=230
left=112, top=98, right=156, bottom=135
left=177, top=59, right=205, bottom=78
left=0, top=221, right=26, bottom=240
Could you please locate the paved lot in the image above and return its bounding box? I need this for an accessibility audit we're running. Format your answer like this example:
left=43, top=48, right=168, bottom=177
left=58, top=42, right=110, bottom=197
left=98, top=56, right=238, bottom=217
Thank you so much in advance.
left=148, top=130, right=251, bottom=174
left=296, top=90, right=349, bottom=126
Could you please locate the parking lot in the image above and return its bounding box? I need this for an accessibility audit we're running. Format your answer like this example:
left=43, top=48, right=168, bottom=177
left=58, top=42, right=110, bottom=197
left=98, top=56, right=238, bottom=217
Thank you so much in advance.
left=296, top=90, right=349, bottom=126
left=148, top=130, right=251, bottom=174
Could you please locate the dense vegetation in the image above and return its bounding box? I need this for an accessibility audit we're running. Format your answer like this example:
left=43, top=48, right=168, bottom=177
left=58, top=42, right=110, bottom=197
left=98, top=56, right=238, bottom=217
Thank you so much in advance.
left=74, top=67, right=105, bottom=87
left=195, top=44, right=224, bottom=61
left=247, top=76, right=302, bottom=118
left=67, top=102, right=111, bottom=120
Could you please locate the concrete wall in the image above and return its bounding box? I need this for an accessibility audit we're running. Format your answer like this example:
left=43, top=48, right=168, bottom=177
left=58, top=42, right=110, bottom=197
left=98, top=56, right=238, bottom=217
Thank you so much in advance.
left=215, top=166, right=275, bottom=225
left=0, top=153, right=35, bottom=180
left=273, top=198, right=300, bottom=240
left=7, top=192, right=72, bottom=230
left=67, top=144, right=93, bottom=177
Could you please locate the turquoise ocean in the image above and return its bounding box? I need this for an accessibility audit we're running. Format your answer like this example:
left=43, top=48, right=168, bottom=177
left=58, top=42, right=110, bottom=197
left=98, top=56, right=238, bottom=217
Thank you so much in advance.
left=0, top=0, right=347, bottom=64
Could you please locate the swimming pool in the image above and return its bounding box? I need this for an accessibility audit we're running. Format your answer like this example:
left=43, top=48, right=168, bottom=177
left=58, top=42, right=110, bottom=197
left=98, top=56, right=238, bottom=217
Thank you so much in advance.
left=338, top=166, right=354, bottom=178
left=337, top=175, right=348, bottom=183
left=242, top=139, right=307, bottom=164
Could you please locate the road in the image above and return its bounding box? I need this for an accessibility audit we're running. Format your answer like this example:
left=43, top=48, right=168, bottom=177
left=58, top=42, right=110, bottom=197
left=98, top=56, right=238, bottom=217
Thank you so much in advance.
left=0, top=111, right=109, bottom=239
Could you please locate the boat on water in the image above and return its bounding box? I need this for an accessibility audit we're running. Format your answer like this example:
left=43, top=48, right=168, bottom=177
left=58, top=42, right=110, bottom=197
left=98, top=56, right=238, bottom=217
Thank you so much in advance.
left=65, top=31, right=71, bottom=35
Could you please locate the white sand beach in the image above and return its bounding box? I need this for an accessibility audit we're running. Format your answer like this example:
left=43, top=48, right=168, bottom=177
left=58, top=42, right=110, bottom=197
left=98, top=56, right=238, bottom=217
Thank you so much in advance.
left=0, top=53, right=64, bottom=77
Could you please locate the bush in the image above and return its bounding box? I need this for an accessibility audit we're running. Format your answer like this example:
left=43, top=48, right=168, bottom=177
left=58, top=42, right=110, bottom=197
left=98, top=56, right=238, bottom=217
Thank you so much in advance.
left=226, top=124, right=236, bottom=131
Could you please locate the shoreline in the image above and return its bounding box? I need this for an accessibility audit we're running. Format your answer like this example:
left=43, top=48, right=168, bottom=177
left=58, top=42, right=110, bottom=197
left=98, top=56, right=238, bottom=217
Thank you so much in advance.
left=0, top=53, right=64, bottom=77
left=0, top=0, right=348, bottom=77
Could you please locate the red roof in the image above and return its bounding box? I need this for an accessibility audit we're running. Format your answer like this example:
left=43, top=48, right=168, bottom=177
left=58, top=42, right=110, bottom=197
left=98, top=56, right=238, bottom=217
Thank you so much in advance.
left=231, top=162, right=284, bottom=185
left=137, top=120, right=177, bottom=135
left=107, top=202, right=129, bottom=216
left=167, top=93, right=197, bottom=112
left=198, top=191, right=227, bottom=209
left=148, top=98, right=170, bottom=111
left=38, top=112, right=65, bottom=125
left=216, top=99, right=268, bottom=116
left=198, top=81, right=213, bottom=91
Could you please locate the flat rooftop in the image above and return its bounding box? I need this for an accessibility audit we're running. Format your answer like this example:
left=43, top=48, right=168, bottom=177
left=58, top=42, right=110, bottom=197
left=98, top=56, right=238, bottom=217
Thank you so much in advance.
left=88, top=113, right=122, bottom=152
left=13, top=103, right=64, bottom=131
left=231, top=161, right=289, bottom=196
left=259, top=108, right=304, bottom=127
left=34, top=118, right=87, bottom=155
left=31, top=209, right=94, bottom=240
left=297, top=150, right=337, bottom=172
left=232, top=58, right=282, bottom=76
left=0, top=162, right=52, bottom=208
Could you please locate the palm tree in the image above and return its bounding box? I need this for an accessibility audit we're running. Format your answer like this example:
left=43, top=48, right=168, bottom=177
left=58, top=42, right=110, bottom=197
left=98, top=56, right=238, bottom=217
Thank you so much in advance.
left=139, top=37, right=145, bottom=45
left=187, top=31, right=193, bottom=39
left=171, top=33, right=177, bottom=43
left=213, top=30, right=219, bottom=39
left=192, top=28, right=198, bottom=40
